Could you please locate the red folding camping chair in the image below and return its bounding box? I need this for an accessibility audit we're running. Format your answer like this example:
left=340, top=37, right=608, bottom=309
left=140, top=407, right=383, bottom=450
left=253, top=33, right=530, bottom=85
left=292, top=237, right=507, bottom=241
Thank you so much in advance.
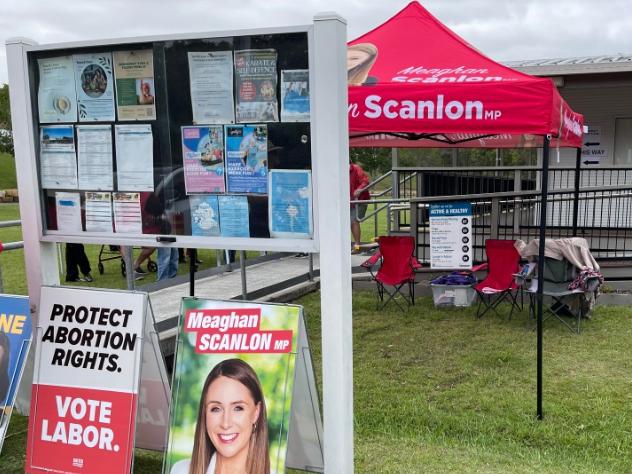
left=361, top=236, right=422, bottom=311
left=474, top=239, right=522, bottom=319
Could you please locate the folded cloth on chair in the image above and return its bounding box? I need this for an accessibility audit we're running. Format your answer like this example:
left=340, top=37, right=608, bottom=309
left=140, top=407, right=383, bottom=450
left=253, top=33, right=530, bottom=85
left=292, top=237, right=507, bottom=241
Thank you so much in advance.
left=431, top=271, right=476, bottom=286
left=568, top=269, right=604, bottom=291
left=514, top=238, right=600, bottom=271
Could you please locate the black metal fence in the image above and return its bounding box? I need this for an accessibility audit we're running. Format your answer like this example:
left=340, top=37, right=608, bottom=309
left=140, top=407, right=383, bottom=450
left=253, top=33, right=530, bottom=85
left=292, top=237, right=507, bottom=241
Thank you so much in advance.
left=407, top=186, right=632, bottom=263
left=386, top=166, right=632, bottom=263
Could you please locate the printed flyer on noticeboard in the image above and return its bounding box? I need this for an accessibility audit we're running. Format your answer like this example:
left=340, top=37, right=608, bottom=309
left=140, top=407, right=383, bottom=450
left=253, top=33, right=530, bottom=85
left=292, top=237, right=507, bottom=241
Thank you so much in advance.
left=25, top=287, right=146, bottom=474
left=234, top=49, right=279, bottom=123
left=280, top=70, right=310, bottom=122
left=40, top=125, right=78, bottom=190
left=269, top=170, right=313, bottom=238
left=225, top=124, right=268, bottom=194
left=165, top=298, right=301, bottom=474
left=188, top=51, right=235, bottom=125
left=77, top=125, right=113, bottom=191
left=74, top=53, right=116, bottom=122
left=190, top=195, right=221, bottom=237
left=0, top=294, right=31, bottom=454
left=113, top=50, right=156, bottom=121
left=37, top=56, right=78, bottom=123
left=182, top=125, right=226, bottom=194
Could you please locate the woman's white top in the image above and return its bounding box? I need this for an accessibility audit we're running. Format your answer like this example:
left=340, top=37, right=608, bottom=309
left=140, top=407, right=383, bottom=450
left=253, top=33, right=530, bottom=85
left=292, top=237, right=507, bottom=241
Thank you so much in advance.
left=170, top=454, right=216, bottom=474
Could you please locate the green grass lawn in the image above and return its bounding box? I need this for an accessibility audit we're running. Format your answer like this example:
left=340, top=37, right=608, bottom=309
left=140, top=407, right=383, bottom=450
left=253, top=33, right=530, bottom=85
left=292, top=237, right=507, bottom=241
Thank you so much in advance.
left=298, top=291, right=632, bottom=473
left=0, top=153, right=17, bottom=189
left=3, top=291, right=630, bottom=472
left=3, top=185, right=632, bottom=471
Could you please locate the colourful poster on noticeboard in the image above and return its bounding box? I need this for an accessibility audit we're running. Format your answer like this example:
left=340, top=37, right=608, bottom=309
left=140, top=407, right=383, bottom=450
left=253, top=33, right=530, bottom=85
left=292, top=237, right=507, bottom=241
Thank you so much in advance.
left=182, top=126, right=226, bottom=194
left=165, top=298, right=301, bottom=474
left=225, top=124, right=268, bottom=194
left=0, top=294, right=31, bottom=454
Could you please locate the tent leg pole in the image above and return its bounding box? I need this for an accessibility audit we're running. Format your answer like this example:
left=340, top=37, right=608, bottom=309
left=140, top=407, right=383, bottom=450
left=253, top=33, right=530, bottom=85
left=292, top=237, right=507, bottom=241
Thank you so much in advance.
left=572, top=147, right=581, bottom=237
left=536, top=135, right=550, bottom=420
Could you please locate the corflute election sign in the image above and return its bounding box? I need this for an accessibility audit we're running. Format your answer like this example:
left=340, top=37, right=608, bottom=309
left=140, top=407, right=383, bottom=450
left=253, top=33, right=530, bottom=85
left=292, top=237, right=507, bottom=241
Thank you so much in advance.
left=26, top=287, right=146, bottom=474
left=0, top=294, right=32, bottom=454
left=165, top=298, right=301, bottom=474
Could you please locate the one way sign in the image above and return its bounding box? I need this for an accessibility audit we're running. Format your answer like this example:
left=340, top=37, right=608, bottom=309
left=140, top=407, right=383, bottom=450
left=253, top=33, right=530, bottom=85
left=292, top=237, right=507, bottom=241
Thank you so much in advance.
left=581, top=126, right=606, bottom=166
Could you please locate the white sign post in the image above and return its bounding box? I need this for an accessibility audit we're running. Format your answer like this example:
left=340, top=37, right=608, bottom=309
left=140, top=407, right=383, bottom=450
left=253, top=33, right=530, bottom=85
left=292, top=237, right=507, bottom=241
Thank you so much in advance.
left=313, top=13, right=353, bottom=474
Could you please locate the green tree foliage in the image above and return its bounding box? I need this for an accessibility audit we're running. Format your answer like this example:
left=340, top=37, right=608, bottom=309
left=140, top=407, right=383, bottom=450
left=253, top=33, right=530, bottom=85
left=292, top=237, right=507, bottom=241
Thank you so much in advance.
left=0, top=84, right=14, bottom=155
left=350, top=147, right=392, bottom=177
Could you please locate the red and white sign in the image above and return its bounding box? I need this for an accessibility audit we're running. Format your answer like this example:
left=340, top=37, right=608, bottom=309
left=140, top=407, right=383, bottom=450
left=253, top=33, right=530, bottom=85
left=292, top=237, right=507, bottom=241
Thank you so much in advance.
left=184, top=307, right=294, bottom=354
left=26, top=287, right=146, bottom=474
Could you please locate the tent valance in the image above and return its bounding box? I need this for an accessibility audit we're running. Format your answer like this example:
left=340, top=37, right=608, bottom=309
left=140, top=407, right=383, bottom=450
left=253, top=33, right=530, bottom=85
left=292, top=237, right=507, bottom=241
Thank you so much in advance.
left=347, top=2, right=584, bottom=148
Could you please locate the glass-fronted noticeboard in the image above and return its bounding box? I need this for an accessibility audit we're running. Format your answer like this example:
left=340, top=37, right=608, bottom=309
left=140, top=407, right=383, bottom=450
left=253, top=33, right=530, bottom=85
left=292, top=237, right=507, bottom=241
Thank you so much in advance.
left=26, top=28, right=317, bottom=251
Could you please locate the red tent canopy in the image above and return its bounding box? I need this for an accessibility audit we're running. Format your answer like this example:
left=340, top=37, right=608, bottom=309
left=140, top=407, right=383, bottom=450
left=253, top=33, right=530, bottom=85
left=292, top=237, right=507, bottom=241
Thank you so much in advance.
left=347, top=2, right=584, bottom=148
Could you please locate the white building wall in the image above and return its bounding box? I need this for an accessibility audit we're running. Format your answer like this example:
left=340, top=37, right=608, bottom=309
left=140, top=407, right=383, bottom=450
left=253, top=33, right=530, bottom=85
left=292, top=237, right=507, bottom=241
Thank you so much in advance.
left=545, top=76, right=632, bottom=227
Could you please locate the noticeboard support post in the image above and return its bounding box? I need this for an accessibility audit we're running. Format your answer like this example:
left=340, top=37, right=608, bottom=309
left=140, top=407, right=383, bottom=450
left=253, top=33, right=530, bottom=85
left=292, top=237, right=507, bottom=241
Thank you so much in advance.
left=7, top=37, right=62, bottom=415
left=313, top=12, right=353, bottom=474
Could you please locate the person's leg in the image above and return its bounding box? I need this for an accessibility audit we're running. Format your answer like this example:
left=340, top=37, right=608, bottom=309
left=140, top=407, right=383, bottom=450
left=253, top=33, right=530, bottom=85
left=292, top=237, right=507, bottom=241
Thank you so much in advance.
left=156, top=247, right=171, bottom=281
left=65, top=244, right=80, bottom=281
left=351, top=221, right=362, bottom=247
left=134, top=247, right=154, bottom=273
left=76, top=244, right=91, bottom=275
left=168, top=248, right=179, bottom=278
left=75, top=244, right=93, bottom=280
left=350, top=205, right=362, bottom=250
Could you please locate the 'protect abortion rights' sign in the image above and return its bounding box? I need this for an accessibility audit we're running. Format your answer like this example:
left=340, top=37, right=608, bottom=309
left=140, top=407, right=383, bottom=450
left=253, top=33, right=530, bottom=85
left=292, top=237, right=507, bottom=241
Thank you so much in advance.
left=26, top=287, right=146, bottom=474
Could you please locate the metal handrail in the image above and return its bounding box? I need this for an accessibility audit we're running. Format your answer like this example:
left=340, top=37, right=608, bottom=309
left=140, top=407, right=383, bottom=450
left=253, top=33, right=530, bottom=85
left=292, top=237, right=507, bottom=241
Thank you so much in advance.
left=0, top=241, right=24, bottom=251
left=392, top=165, right=632, bottom=172
left=0, top=220, right=21, bottom=229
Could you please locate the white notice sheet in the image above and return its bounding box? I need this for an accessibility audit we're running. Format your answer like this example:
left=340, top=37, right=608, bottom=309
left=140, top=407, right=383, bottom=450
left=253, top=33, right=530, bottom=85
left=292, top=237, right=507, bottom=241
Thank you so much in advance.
left=77, top=125, right=113, bottom=190
left=115, top=124, right=154, bottom=191
left=55, top=192, right=82, bottom=232
left=38, top=56, right=78, bottom=123
left=188, top=51, right=235, bottom=124
left=113, top=192, right=142, bottom=234
left=85, top=192, right=113, bottom=232
left=40, top=125, right=78, bottom=189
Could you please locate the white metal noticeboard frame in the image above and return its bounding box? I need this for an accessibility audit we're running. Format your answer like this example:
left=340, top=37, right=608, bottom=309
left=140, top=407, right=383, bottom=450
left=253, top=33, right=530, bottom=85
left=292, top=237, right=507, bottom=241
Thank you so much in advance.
left=10, top=25, right=321, bottom=254
left=8, top=13, right=353, bottom=474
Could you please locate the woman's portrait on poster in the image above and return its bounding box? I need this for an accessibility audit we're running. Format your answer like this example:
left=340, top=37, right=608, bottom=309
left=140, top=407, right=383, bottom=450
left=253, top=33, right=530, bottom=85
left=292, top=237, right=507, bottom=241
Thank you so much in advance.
left=170, top=358, right=270, bottom=474
left=347, top=43, right=378, bottom=85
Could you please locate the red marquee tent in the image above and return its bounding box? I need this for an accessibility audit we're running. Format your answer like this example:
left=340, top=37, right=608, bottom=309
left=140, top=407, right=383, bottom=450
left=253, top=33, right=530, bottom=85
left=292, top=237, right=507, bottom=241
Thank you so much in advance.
left=346, top=2, right=583, bottom=420
left=347, top=2, right=584, bottom=148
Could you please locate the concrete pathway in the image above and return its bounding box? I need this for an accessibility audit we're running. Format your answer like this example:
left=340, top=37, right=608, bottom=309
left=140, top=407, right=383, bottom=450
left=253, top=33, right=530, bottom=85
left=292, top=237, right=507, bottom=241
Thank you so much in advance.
left=146, top=254, right=317, bottom=334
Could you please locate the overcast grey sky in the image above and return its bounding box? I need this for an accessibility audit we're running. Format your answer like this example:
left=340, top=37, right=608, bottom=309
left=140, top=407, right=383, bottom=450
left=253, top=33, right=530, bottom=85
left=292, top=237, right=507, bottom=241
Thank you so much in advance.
left=1, top=0, right=631, bottom=85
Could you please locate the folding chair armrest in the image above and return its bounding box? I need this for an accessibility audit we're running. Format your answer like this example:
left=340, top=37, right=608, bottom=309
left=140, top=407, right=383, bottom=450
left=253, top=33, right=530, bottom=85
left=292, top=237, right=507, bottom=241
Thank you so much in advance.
left=471, top=263, right=488, bottom=272
left=513, top=273, right=528, bottom=288
left=409, top=257, right=423, bottom=271
left=361, top=251, right=382, bottom=269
